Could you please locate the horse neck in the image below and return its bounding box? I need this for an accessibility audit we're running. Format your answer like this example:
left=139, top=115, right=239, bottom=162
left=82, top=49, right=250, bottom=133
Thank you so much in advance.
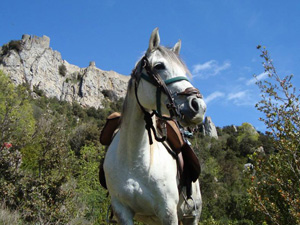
left=118, top=88, right=155, bottom=165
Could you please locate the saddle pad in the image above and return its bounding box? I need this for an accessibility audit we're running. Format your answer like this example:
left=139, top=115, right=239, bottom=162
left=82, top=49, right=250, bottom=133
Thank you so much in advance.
left=100, top=112, right=121, bottom=146
left=165, top=120, right=184, bottom=154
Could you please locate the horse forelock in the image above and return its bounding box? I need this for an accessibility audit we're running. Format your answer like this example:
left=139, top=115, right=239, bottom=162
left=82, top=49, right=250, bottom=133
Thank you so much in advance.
left=154, top=46, right=191, bottom=78
left=131, top=46, right=191, bottom=82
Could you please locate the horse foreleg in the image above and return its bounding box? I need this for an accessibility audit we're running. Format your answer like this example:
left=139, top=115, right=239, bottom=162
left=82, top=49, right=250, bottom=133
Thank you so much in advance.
left=161, top=214, right=178, bottom=225
left=157, top=204, right=179, bottom=225
left=180, top=217, right=200, bottom=225
left=111, top=199, right=134, bottom=225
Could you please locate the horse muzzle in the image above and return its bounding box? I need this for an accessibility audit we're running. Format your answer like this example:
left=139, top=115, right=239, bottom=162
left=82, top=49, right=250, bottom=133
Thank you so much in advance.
left=178, top=95, right=206, bottom=126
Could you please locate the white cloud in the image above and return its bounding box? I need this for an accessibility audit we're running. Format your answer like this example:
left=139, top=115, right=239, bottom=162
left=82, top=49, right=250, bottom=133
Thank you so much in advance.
left=192, top=60, right=231, bottom=79
left=228, top=91, right=247, bottom=100
left=193, top=60, right=215, bottom=72
left=227, top=90, right=256, bottom=106
left=205, top=91, right=225, bottom=103
left=246, top=72, right=268, bottom=85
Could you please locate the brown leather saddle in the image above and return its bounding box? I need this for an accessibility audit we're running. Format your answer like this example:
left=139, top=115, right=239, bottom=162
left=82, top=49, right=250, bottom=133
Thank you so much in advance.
left=99, top=112, right=200, bottom=197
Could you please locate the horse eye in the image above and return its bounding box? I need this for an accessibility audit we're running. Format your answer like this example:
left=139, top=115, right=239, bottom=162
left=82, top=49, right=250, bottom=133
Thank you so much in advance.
left=154, top=63, right=166, bottom=70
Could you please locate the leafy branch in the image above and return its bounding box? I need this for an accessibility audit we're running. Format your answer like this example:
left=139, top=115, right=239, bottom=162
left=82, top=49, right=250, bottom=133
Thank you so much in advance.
left=249, top=46, right=300, bottom=224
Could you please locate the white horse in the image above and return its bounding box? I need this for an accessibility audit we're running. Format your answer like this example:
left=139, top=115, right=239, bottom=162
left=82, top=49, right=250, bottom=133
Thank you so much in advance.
left=103, top=28, right=206, bottom=225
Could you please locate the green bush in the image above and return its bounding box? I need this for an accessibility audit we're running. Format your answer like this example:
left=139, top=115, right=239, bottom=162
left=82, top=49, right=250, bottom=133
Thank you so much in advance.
left=76, top=145, right=109, bottom=224
left=248, top=46, right=300, bottom=224
left=1, top=40, right=22, bottom=56
left=59, top=64, right=67, bottom=76
left=8, top=40, right=23, bottom=52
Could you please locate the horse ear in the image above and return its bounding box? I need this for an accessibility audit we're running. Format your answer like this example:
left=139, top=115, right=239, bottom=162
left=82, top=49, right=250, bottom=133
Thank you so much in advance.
left=148, top=27, right=160, bottom=53
left=172, top=40, right=181, bottom=54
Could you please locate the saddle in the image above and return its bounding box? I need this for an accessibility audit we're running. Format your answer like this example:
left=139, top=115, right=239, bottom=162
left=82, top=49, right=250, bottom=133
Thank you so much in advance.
left=99, top=112, right=200, bottom=198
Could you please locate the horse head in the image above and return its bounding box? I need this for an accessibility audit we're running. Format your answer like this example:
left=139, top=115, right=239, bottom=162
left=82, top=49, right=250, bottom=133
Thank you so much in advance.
left=133, top=28, right=206, bottom=127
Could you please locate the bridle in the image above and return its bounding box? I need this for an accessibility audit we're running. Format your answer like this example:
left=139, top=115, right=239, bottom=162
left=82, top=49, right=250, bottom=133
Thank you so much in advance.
left=134, top=55, right=203, bottom=145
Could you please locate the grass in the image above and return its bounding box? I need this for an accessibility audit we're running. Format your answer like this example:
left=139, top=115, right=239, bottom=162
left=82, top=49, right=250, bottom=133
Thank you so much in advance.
left=0, top=204, right=22, bottom=225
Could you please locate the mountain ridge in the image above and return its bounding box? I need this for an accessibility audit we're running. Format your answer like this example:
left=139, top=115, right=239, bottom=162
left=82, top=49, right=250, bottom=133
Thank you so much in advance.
left=0, top=34, right=129, bottom=109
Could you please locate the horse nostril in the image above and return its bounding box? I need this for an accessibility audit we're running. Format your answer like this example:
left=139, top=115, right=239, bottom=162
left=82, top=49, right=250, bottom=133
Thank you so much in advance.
left=191, top=98, right=199, bottom=112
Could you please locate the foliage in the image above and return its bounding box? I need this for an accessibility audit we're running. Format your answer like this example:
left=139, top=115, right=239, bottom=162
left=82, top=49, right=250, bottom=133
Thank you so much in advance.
left=248, top=46, right=300, bottom=224
left=69, top=122, right=100, bottom=155
left=0, top=108, right=77, bottom=223
left=0, top=203, right=22, bottom=225
left=33, top=84, right=45, bottom=97
left=1, top=64, right=290, bottom=224
left=0, top=143, right=23, bottom=210
left=0, top=69, right=124, bottom=224
left=76, top=145, right=110, bottom=224
left=1, top=40, right=23, bottom=56
left=59, top=64, right=67, bottom=76
left=0, top=70, right=35, bottom=148
left=237, top=123, right=259, bottom=143
left=192, top=130, right=263, bottom=224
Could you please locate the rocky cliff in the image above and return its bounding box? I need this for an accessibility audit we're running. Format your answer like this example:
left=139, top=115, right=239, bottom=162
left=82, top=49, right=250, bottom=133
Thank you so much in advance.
left=200, top=116, right=218, bottom=139
left=0, top=35, right=129, bottom=108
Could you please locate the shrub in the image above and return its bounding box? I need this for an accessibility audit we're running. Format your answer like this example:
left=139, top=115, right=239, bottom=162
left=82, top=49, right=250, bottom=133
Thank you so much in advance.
left=1, top=40, right=22, bottom=55
left=76, top=145, right=109, bottom=224
left=33, top=84, right=44, bottom=96
left=248, top=46, right=300, bottom=224
left=8, top=40, right=23, bottom=52
left=59, top=64, right=67, bottom=76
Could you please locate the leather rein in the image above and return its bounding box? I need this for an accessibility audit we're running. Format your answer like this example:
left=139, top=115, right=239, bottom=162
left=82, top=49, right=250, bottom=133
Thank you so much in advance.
left=134, top=55, right=202, bottom=145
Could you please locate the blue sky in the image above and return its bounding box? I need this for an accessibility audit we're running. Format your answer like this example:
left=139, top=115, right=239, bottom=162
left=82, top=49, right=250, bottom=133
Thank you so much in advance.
left=1, top=0, right=300, bottom=131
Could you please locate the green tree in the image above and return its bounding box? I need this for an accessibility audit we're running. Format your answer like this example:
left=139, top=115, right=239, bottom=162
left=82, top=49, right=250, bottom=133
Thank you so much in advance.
left=9, top=111, right=77, bottom=223
left=69, top=122, right=100, bottom=155
left=237, top=123, right=259, bottom=143
left=0, top=70, right=35, bottom=148
left=76, top=144, right=109, bottom=224
left=194, top=132, right=256, bottom=224
left=249, top=46, right=300, bottom=224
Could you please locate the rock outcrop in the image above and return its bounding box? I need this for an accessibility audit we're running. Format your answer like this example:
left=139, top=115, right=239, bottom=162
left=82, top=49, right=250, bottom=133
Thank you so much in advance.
left=255, top=146, right=265, bottom=155
left=0, top=35, right=129, bottom=109
left=202, top=116, right=218, bottom=139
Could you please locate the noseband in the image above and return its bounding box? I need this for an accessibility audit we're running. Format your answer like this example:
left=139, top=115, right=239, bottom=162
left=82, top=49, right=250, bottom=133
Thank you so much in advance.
left=134, top=55, right=203, bottom=144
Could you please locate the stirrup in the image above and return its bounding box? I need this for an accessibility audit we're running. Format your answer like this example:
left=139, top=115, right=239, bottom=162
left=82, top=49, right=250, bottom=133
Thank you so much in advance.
left=182, top=196, right=200, bottom=219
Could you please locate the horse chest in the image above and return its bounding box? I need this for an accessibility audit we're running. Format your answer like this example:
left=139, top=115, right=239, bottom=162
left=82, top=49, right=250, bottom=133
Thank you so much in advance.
left=116, top=174, right=178, bottom=215
left=104, top=128, right=181, bottom=217
left=105, top=151, right=178, bottom=212
left=113, top=163, right=177, bottom=197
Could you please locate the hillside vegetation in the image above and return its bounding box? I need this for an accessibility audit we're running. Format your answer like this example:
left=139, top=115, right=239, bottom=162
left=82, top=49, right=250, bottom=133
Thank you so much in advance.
left=0, top=69, right=271, bottom=225
left=0, top=47, right=299, bottom=224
